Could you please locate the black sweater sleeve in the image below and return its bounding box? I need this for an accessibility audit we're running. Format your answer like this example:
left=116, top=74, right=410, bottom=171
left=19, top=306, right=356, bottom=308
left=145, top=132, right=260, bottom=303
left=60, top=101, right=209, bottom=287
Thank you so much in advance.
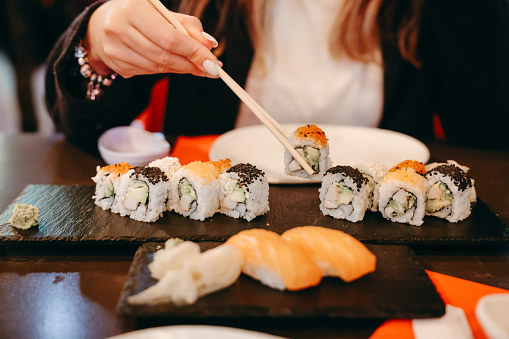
left=44, top=1, right=161, bottom=149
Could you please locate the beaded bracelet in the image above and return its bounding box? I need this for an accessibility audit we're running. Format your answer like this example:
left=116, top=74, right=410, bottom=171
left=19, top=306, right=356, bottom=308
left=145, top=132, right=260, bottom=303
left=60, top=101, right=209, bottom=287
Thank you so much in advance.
left=74, top=40, right=117, bottom=100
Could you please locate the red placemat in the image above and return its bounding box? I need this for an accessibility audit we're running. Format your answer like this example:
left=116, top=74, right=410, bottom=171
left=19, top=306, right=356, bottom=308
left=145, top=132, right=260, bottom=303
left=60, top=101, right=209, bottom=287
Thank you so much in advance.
left=170, top=135, right=219, bottom=165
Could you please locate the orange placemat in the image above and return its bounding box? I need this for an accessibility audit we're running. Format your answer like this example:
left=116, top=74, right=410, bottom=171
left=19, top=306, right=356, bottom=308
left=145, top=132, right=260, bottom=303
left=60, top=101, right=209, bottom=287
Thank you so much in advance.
left=370, top=270, right=509, bottom=339
left=170, top=135, right=220, bottom=165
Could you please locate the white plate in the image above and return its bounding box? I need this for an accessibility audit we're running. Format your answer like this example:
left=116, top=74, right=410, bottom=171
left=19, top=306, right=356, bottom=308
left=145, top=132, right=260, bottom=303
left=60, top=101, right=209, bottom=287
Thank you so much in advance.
left=209, top=124, right=430, bottom=184
left=476, top=293, right=509, bottom=339
left=107, top=325, right=286, bottom=339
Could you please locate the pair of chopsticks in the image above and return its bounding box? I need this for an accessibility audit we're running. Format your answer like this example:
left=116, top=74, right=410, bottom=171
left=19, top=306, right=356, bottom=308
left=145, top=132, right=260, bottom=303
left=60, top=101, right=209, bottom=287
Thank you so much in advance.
left=147, top=0, right=315, bottom=176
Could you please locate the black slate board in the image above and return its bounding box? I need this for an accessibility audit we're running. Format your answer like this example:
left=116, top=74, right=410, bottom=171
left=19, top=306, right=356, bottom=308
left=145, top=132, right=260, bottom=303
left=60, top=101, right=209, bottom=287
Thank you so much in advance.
left=116, top=242, right=445, bottom=320
left=0, top=184, right=508, bottom=248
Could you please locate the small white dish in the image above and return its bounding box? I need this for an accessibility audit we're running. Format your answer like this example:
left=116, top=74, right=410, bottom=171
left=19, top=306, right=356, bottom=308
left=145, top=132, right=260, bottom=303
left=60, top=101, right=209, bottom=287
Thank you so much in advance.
left=98, top=126, right=170, bottom=166
left=476, top=293, right=509, bottom=339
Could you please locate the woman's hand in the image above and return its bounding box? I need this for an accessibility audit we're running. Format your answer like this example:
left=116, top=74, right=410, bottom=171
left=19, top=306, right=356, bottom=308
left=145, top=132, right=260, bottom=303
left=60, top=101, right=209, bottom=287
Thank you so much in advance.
left=85, top=0, right=220, bottom=78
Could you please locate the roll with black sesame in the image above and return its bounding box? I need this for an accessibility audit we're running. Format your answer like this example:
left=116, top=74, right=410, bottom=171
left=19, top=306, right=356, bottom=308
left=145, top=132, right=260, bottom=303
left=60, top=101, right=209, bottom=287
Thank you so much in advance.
left=319, top=165, right=371, bottom=222
left=112, top=166, right=169, bottom=222
left=425, top=164, right=474, bottom=222
left=219, top=163, right=269, bottom=221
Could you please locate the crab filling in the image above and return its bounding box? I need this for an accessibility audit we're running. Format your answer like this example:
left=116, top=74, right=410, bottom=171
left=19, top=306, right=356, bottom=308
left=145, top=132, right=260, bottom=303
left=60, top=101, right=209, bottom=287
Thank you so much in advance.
left=178, top=178, right=197, bottom=212
left=426, top=182, right=453, bottom=213
left=222, top=180, right=246, bottom=210
left=385, top=189, right=416, bottom=217
left=123, top=180, right=148, bottom=210
left=97, top=177, right=114, bottom=200
left=323, top=182, right=354, bottom=209
left=288, top=146, right=320, bottom=173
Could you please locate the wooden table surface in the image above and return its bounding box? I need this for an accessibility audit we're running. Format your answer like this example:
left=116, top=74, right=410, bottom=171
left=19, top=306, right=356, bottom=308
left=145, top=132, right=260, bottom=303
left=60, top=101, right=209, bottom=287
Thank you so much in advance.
left=0, top=133, right=508, bottom=339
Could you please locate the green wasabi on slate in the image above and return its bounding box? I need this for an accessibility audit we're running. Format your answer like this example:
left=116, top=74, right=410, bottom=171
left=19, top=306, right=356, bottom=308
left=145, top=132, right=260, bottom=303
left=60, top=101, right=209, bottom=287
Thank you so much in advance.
left=8, top=204, right=40, bottom=229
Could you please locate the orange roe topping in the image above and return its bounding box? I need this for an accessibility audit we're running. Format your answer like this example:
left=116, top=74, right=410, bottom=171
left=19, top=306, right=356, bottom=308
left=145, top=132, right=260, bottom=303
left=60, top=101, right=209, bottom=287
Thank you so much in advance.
left=210, top=158, right=232, bottom=174
left=383, top=169, right=427, bottom=193
left=183, top=159, right=231, bottom=184
left=293, top=125, right=327, bottom=148
left=390, top=160, right=426, bottom=175
left=101, top=162, right=132, bottom=175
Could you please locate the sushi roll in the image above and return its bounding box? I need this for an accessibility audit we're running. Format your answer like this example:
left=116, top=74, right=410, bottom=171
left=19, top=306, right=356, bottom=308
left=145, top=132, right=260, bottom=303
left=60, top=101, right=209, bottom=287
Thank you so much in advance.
left=425, top=164, right=474, bottom=222
left=378, top=169, right=428, bottom=226
left=284, top=124, right=332, bottom=180
left=112, top=166, right=169, bottom=222
left=425, top=160, right=477, bottom=202
left=170, top=159, right=231, bottom=221
left=148, top=157, right=182, bottom=211
left=282, top=226, right=376, bottom=282
left=353, top=162, right=388, bottom=212
left=319, top=165, right=371, bottom=223
left=91, top=162, right=132, bottom=210
left=390, top=159, right=426, bottom=176
left=226, top=229, right=322, bottom=291
left=148, top=156, right=182, bottom=178
left=219, top=163, right=269, bottom=221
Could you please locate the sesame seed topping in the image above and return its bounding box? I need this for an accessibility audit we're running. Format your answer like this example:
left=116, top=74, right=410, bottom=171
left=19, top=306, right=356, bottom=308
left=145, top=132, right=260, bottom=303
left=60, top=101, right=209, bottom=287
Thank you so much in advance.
left=426, top=164, right=472, bottom=191
left=226, top=163, right=265, bottom=185
left=325, top=165, right=368, bottom=190
left=131, top=166, right=168, bottom=184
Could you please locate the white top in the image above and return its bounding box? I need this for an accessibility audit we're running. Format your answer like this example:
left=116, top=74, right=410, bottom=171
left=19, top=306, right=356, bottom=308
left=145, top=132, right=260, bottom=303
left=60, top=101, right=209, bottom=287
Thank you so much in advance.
left=235, top=0, right=384, bottom=128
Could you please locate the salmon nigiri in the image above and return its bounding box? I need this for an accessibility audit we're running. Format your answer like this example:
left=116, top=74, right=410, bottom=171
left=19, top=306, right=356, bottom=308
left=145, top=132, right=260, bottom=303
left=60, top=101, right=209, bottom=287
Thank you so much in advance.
left=281, top=226, right=376, bottom=282
left=226, top=229, right=322, bottom=291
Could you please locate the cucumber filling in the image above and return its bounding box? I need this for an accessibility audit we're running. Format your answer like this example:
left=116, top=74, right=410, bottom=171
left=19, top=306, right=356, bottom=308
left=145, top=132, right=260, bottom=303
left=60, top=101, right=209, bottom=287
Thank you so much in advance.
left=123, top=180, right=149, bottom=210
left=323, top=182, right=354, bottom=209
left=426, top=182, right=453, bottom=213
left=385, top=189, right=416, bottom=217
left=97, top=177, right=114, bottom=200
left=178, top=178, right=197, bottom=212
left=288, top=146, right=320, bottom=173
left=222, top=180, right=246, bottom=210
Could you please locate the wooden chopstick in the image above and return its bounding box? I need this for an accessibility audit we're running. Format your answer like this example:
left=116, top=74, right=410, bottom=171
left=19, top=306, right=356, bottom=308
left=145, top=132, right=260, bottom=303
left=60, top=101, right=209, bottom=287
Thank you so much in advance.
left=147, top=0, right=314, bottom=176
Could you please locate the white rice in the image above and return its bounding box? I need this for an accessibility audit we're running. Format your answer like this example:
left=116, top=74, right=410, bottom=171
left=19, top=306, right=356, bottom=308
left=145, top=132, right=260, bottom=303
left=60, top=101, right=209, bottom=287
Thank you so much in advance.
left=284, top=127, right=332, bottom=180
left=425, top=165, right=473, bottom=222
left=353, top=162, right=388, bottom=212
left=319, top=166, right=370, bottom=222
left=425, top=160, right=477, bottom=202
left=170, top=166, right=220, bottom=221
left=378, top=170, right=428, bottom=226
left=111, top=167, right=169, bottom=222
left=92, top=166, right=116, bottom=210
left=149, top=157, right=182, bottom=211
left=219, top=164, right=270, bottom=221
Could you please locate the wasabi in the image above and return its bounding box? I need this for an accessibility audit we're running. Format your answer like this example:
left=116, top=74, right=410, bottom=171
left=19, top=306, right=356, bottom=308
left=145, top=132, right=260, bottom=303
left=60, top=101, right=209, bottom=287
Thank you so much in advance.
left=8, top=204, right=40, bottom=229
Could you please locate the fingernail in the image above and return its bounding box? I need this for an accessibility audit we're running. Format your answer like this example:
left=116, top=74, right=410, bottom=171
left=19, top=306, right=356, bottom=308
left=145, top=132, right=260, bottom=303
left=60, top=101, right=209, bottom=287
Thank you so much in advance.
left=202, top=59, right=218, bottom=76
left=217, top=60, right=223, bottom=67
left=201, top=32, right=218, bottom=48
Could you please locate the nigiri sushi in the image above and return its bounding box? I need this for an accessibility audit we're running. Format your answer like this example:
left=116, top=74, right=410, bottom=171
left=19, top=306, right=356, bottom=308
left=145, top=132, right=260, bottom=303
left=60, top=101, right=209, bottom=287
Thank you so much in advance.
left=226, top=229, right=322, bottom=291
left=281, top=226, right=376, bottom=282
